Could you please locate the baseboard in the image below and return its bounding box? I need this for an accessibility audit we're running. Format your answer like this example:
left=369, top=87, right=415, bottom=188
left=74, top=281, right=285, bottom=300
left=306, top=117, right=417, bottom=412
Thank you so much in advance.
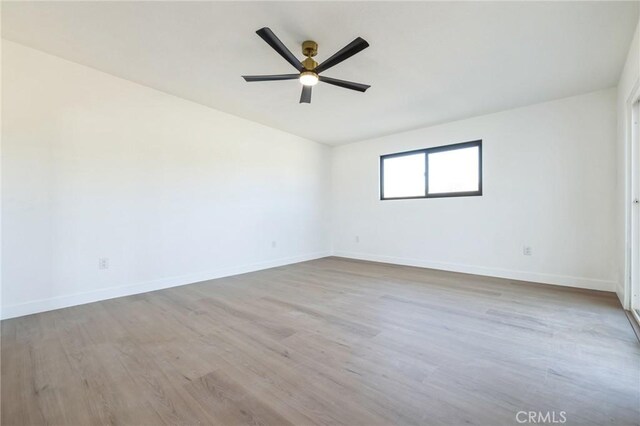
left=333, top=251, right=617, bottom=292
left=3, top=250, right=616, bottom=320
left=1, top=251, right=331, bottom=320
left=616, top=282, right=627, bottom=309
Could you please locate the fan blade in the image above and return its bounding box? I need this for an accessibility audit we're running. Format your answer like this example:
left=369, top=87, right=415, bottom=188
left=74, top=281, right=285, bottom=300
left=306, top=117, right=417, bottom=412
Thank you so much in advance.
left=256, top=27, right=303, bottom=72
left=300, top=85, right=312, bottom=103
left=242, top=74, right=299, bottom=82
left=319, top=76, right=370, bottom=92
left=315, top=37, right=369, bottom=74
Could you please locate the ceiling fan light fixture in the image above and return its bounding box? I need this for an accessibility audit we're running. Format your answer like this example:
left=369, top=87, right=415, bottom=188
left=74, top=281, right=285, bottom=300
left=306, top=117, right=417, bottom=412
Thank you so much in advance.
left=243, top=28, right=370, bottom=103
left=299, top=71, right=319, bottom=86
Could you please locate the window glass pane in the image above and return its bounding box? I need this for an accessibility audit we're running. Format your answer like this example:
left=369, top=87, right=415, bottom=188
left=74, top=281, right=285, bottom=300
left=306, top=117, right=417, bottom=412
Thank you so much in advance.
left=428, top=146, right=479, bottom=194
left=382, top=153, right=425, bottom=198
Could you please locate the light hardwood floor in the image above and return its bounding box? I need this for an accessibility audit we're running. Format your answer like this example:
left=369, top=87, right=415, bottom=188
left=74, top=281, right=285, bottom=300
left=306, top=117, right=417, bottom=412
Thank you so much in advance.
left=2, top=257, right=639, bottom=425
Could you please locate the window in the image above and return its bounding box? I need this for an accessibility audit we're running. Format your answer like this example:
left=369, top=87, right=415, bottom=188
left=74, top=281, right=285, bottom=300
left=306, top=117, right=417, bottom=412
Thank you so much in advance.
left=381, top=152, right=426, bottom=199
left=380, top=140, right=482, bottom=200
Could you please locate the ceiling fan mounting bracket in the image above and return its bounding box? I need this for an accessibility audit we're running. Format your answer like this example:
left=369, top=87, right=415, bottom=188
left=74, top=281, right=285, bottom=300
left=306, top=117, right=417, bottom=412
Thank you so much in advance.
left=302, top=40, right=318, bottom=58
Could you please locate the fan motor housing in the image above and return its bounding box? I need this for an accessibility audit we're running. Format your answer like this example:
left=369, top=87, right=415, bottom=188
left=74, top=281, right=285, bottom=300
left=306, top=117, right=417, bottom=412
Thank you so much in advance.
left=302, top=57, right=318, bottom=71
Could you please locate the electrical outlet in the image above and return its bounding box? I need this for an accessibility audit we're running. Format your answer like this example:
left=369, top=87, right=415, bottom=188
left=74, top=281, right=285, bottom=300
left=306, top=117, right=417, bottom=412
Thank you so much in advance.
left=271, top=241, right=277, bottom=248
left=98, top=257, right=109, bottom=269
left=355, top=236, right=360, bottom=243
left=523, top=246, right=532, bottom=256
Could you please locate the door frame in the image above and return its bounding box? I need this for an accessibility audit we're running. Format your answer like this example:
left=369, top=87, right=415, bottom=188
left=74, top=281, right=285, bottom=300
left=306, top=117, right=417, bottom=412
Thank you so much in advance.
left=624, top=79, right=640, bottom=317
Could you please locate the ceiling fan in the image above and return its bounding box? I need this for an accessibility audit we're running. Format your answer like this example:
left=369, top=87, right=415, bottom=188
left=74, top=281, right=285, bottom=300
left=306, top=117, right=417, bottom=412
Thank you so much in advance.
left=242, top=27, right=370, bottom=104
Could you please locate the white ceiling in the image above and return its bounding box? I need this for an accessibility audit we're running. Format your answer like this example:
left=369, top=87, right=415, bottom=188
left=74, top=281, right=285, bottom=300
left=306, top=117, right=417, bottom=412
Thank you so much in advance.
left=2, top=1, right=638, bottom=145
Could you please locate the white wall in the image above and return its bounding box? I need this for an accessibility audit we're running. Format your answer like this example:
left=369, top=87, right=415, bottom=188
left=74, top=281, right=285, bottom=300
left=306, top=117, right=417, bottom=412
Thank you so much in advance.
left=1, top=41, right=331, bottom=319
left=0, top=38, right=626, bottom=320
left=616, top=18, right=640, bottom=307
left=331, top=89, right=618, bottom=292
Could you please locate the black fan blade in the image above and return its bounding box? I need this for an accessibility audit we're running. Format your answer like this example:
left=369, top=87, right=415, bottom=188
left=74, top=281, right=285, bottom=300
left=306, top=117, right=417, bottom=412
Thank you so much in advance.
left=256, top=27, right=303, bottom=72
left=315, top=37, right=369, bottom=74
left=300, top=85, right=312, bottom=103
left=319, top=76, right=370, bottom=92
left=243, top=74, right=299, bottom=82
